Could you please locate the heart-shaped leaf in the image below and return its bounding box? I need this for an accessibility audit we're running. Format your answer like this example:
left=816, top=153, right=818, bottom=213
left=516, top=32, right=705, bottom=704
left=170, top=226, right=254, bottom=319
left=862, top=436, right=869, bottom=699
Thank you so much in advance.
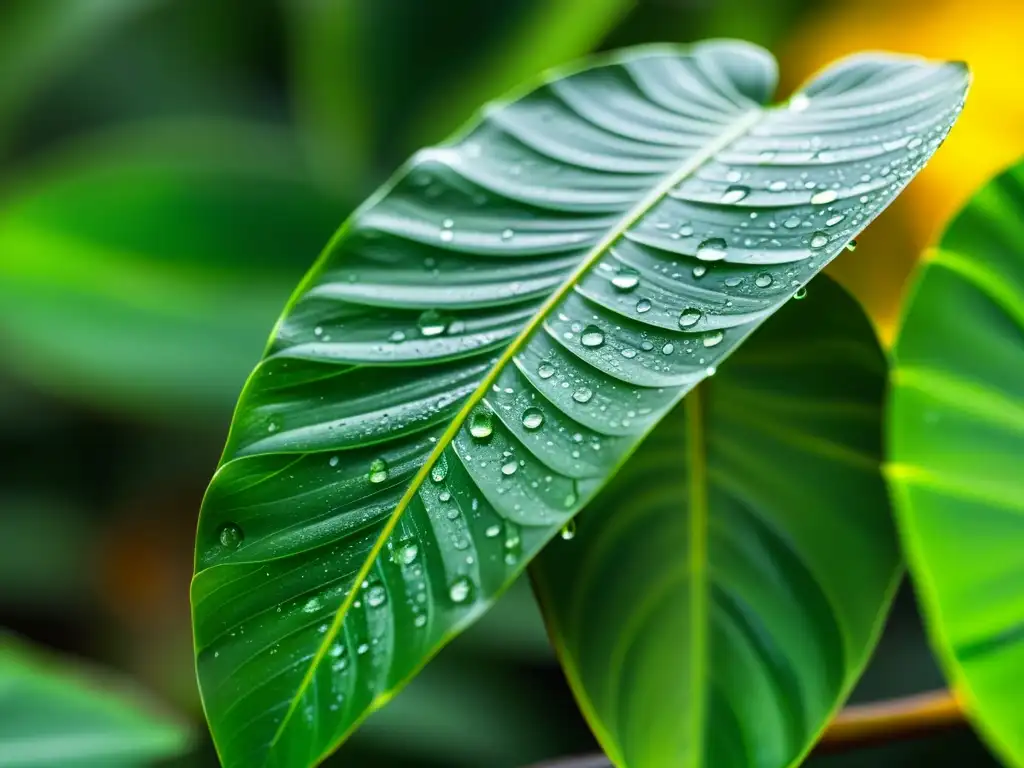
left=191, top=40, right=967, bottom=767
left=532, top=277, right=898, bottom=768
left=0, top=636, right=190, bottom=767
left=889, top=157, right=1024, bottom=766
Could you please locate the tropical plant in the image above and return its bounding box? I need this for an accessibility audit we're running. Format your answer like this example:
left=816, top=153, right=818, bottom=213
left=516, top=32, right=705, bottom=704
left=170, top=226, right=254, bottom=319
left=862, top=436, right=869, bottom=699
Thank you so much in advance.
left=188, top=38, right=978, bottom=768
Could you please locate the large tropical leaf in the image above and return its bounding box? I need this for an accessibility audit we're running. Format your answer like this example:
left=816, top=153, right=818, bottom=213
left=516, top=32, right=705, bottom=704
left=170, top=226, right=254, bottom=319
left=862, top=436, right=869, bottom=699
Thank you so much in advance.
left=191, top=40, right=967, bottom=768
left=0, top=635, right=190, bottom=767
left=0, top=122, right=342, bottom=420
left=531, top=277, right=898, bottom=768
left=889, top=156, right=1024, bottom=766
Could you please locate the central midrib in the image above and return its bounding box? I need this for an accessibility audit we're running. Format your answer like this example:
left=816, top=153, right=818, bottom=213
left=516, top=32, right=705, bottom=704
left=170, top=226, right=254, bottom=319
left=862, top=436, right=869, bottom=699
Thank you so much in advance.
left=268, top=104, right=766, bottom=761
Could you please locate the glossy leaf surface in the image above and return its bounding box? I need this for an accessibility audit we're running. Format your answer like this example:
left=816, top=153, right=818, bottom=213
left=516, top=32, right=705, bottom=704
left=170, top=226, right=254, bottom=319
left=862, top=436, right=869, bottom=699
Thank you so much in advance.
left=532, top=277, right=898, bottom=768
left=889, top=157, right=1024, bottom=766
left=191, top=41, right=967, bottom=767
left=0, top=123, right=342, bottom=419
left=0, top=636, right=190, bottom=767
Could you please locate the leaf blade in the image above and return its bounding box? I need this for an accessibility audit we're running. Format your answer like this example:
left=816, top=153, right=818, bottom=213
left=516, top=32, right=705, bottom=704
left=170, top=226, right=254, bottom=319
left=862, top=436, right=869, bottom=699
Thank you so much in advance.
left=0, top=636, right=190, bottom=767
left=532, top=278, right=900, bottom=768
left=192, top=41, right=968, bottom=767
left=889, top=156, right=1024, bottom=767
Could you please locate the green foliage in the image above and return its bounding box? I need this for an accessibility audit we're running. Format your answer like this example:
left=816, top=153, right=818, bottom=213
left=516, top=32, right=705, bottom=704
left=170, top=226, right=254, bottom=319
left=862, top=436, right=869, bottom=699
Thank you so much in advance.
left=0, top=636, right=189, bottom=767
left=190, top=40, right=966, bottom=768
left=0, top=0, right=156, bottom=147
left=889, top=156, right=1024, bottom=767
left=0, top=122, right=342, bottom=421
left=533, top=278, right=899, bottom=768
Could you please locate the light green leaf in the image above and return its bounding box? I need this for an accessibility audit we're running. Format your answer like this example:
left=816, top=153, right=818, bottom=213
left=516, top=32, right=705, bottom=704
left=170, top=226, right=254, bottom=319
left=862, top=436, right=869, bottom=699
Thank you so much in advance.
left=0, top=122, right=343, bottom=420
left=191, top=40, right=967, bottom=768
left=889, top=157, right=1024, bottom=766
left=532, top=277, right=899, bottom=768
left=0, top=636, right=190, bottom=767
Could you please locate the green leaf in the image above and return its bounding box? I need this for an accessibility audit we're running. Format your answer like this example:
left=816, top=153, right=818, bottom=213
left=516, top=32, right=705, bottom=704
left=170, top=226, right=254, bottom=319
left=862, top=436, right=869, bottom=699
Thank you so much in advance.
left=888, top=157, right=1024, bottom=766
left=531, top=277, right=898, bottom=768
left=409, top=0, right=635, bottom=147
left=284, top=0, right=374, bottom=192
left=0, top=636, right=190, bottom=767
left=0, top=0, right=157, bottom=145
left=191, top=40, right=967, bottom=768
left=0, top=122, right=343, bottom=420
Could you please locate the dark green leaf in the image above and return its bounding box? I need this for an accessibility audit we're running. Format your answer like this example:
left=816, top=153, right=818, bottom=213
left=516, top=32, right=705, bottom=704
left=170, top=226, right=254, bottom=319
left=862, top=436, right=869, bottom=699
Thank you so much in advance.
left=0, top=636, right=190, bottom=767
left=191, top=41, right=967, bottom=767
left=0, top=122, right=343, bottom=420
left=889, top=156, right=1024, bottom=767
left=531, top=277, right=898, bottom=768
left=0, top=0, right=157, bottom=144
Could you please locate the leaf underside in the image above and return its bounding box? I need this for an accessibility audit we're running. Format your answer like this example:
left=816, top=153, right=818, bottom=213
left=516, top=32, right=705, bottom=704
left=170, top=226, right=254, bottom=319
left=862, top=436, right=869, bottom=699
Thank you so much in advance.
left=889, top=158, right=1024, bottom=767
left=191, top=39, right=967, bottom=768
left=532, top=277, right=899, bottom=768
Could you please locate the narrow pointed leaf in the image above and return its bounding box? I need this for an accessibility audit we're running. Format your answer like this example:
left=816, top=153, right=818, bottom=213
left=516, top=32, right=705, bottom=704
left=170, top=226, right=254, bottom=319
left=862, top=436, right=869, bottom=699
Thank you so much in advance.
left=889, top=157, right=1024, bottom=766
left=531, top=277, right=899, bottom=768
left=191, top=40, right=967, bottom=768
left=0, top=636, right=190, bottom=767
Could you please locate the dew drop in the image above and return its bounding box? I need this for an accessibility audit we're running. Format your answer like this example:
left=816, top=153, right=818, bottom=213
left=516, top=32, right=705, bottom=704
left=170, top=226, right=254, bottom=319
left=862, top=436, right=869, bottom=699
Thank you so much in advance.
left=501, top=228, right=514, bottom=240
left=537, top=362, right=555, bottom=379
left=825, top=214, right=845, bottom=227
left=721, top=185, right=750, bottom=204
left=431, top=455, right=449, bottom=483
left=329, top=455, right=340, bottom=468
left=501, top=460, right=518, bottom=476
left=661, top=343, right=675, bottom=355
left=724, top=276, right=743, bottom=288
left=789, top=93, right=810, bottom=112
left=388, top=330, right=406, bottom=343
left=811, top=189, right=839, bottom=205
left=439, top=230, right=454, bottom=242
left=635, top=298, right=652, bottom=313
left=314, top=326, right=324, bottom=337
left=572, top=387, right=594, bottom=404
left=810, top=231, right=829, bottom=249
left=620, top=347, right=637, bottom=359
left=768, top=180, right=787, bottom=192
left=611, top=268, right=639, bottom=292
left=449, top=578, right=473, bottom=604
left=678, top=308, right=702, bottom=328
left=485, top=524, right=502, bottom=538
left=521, top=407, right=544, bottom=430
left=696, top=238, right=728, bottom=262
left=560, top=520, right=577, bottom=540
left=400, top=542, right=419, bottom=564
left=678, top=224, right=694, bottom=237
left=580, top=325, right=605, bottom=348
left=469, top=410, right=494, bottom=440
left=368, top=458, right=389, bottom=484
left=267, top=419, right=279, bottom=434
left=417, top=309, right=449, bottom=337
left=218, top=523, right=243, bottom=549
left=702, top=331, right=724, bottom=348
left=366, top=585, right=387, bottom=608
left=783, top=215, right=802, bottom=229
left=692, top=265, right=707, bottom=279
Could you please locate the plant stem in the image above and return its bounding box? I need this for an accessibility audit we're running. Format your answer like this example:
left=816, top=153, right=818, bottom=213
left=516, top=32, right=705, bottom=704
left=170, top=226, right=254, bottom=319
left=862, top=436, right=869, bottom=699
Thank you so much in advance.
left=816, top=688, right=962, bottom=750
left=527, top=689, right=964, bottom=767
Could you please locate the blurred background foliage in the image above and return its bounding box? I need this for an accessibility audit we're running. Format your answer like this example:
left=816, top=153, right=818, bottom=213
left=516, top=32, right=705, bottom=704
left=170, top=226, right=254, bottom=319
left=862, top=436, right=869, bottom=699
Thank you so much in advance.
left=0, top=0, right=1018, bottom=766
